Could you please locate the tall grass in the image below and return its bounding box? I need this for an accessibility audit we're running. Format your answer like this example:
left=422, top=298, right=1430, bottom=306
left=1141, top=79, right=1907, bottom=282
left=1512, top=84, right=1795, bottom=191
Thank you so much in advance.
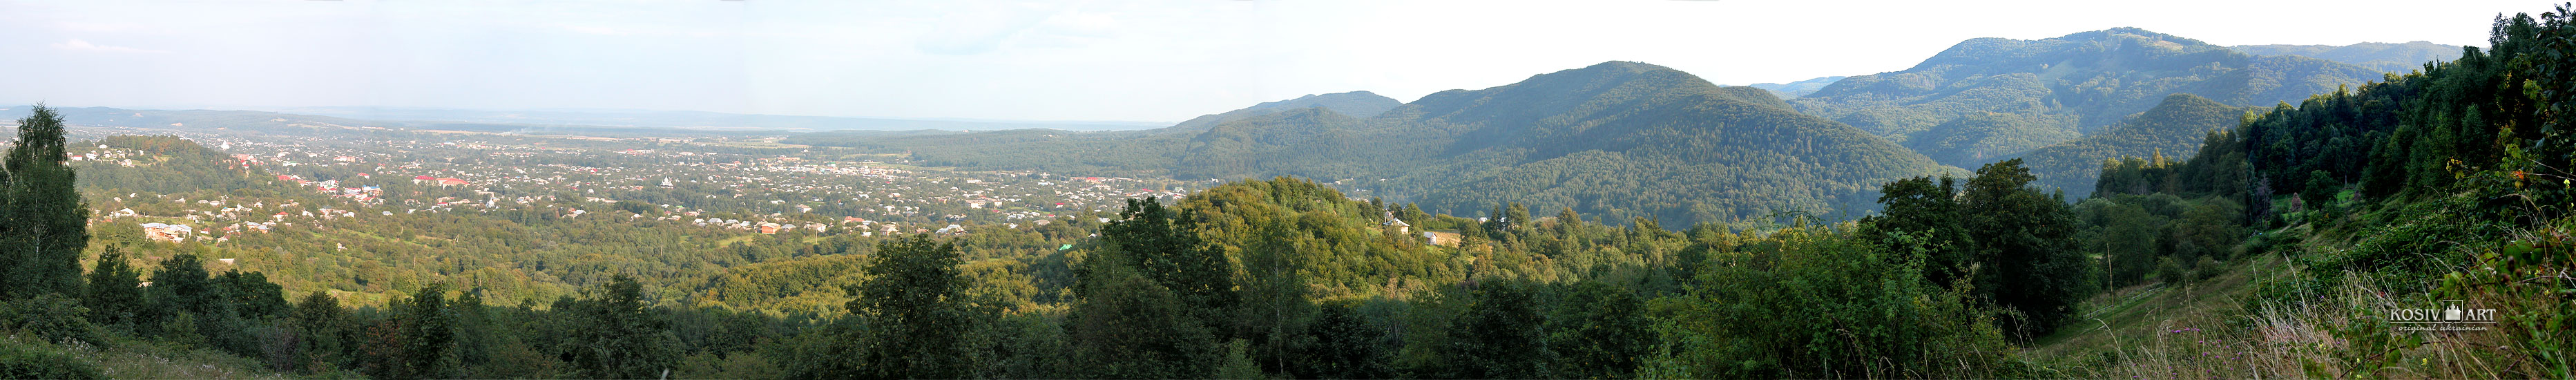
left=2039, top=211, right=2572, bottom=379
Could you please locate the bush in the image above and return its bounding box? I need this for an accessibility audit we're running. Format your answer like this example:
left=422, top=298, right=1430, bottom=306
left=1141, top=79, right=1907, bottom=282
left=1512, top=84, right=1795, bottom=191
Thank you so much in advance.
left=0, top=294, right=102, bottom=347
left=2156, top=256, right=2187, bottom=285
left=2193, top=257, right=2224, bottom=281
left=1647, top=229, right=2019, bottom=378
left=0, top=336, right=105, bottom=379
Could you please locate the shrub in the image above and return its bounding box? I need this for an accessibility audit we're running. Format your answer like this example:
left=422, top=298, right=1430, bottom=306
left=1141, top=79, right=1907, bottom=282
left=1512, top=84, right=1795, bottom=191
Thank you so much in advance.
left=2155, top=256, right=2187, bottom=285
left=0, top=294, right=102, bottom=347
left=0, top=336, right=105, bottom=379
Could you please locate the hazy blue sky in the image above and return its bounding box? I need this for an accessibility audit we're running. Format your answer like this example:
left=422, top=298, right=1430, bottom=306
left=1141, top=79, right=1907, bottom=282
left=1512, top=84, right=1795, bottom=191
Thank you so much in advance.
left=0, top=1, right=2541, bottom=122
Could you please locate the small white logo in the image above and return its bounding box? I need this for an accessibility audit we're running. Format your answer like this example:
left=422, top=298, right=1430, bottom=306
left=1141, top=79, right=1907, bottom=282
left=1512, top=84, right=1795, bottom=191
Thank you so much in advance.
left=2392, top=299, right=2497, bottom=332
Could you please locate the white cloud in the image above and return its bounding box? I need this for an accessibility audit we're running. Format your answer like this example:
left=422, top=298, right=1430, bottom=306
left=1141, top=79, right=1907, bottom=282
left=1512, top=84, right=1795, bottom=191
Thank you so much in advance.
left=50, top=39, right=171, bottom=54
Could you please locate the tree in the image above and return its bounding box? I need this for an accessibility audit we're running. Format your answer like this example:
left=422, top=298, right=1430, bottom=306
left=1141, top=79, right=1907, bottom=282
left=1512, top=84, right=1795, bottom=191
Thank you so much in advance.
left=553, top=276, right=680, bottom=379
left=83, top=245, right=146, bottom=330
left=1549, top=282, right=1649, bottom=379
left=2303, top=169, right=2339, bottom=212
left=1302, top=303, right=1391, bottom=379
left=850, top=235, right=972, bottom=379
left=1443, top=281, right=1553, bottom=379
left=364, top=284, right=458, bottom=380
left=146, top=254, right=228, bottom=339
left=1236, top=222, right=1314, bottom=377
left=1960, top=159, right=2092, bottom=336
left=290, top=292, right=350, bottom=374
left=217, top=270, right=290, bottom=321
left=1861, top=175, right=1974, bottom=286
left=1, top=104, right=88, bottom=301
left=1099, top=198, right=1236, bottom=330
left=1067, top=257, right=1219, bottom=379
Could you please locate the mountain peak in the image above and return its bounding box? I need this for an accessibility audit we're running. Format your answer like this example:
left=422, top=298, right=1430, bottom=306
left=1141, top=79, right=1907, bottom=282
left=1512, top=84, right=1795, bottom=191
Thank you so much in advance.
left=1911, top=28, right=2225, bottom=72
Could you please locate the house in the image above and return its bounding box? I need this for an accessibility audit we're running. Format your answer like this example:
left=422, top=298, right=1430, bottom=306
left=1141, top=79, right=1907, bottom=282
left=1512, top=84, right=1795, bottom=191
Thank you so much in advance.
left=140, top=222, right=192, bottom=243
left=1383, top=211, right=1411, bottom=234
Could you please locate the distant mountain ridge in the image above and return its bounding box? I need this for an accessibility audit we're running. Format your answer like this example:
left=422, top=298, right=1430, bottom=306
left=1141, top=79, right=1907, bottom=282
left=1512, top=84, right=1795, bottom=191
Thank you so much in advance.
left=1791, top=27, right=2383, bottom=168
left=798, top=61, right=1957, bottom=227
left=1744, top=76, right=1845, bottom=99
left=2231, top=41, right=2463, bottom=73
left=278, top=107, right=1166, bottom=132
left=0, top=106, right=781, bottom=137
left=1166, top=91, right=1400, bottom=132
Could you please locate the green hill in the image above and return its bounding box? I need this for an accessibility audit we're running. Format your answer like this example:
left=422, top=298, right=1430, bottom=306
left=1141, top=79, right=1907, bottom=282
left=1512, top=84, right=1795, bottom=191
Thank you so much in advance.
left=1369, top=61, right=1949, bottom=227
left=1900, top=111, right=2079, bottom=167
left=1793, top=28, right=2383, bottom=167
left=2012, top=93, right=2249, bottom=196
left=2229, top=41, right=2463, bottom=73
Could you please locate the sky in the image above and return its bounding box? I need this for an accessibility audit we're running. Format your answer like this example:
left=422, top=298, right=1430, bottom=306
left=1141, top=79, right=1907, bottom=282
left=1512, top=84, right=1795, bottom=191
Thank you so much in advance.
left=0, top=0, right=2547, bottom=123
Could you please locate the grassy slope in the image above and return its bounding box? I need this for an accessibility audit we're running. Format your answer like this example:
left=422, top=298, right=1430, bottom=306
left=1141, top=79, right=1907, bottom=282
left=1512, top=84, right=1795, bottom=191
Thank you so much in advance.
left=2026, top=191, right=2564, bottom=378
left=2026, top=254, right=2267, bottom=364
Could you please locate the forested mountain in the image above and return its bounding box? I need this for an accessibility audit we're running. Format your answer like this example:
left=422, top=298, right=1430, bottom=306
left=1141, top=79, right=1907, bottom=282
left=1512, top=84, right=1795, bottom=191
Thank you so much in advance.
left=800, top=61, right=1957, bottom=227
left=1165, top=91, right=1401, bottom=132
left=2230, top=41, right=2463, bottom=73
left=1369, top=61, right=1951, bottom=227
left=1792, top=28, right=2383, bottom=167
left=2012, top=93, right=2249, bottom=195
left=1743, top=75, right=1845, bottom=99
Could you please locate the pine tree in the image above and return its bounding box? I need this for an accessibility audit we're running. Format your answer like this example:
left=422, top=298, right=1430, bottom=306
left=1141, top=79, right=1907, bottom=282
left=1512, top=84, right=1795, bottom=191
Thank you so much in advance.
left=82, top=245, right=146, bottom=330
